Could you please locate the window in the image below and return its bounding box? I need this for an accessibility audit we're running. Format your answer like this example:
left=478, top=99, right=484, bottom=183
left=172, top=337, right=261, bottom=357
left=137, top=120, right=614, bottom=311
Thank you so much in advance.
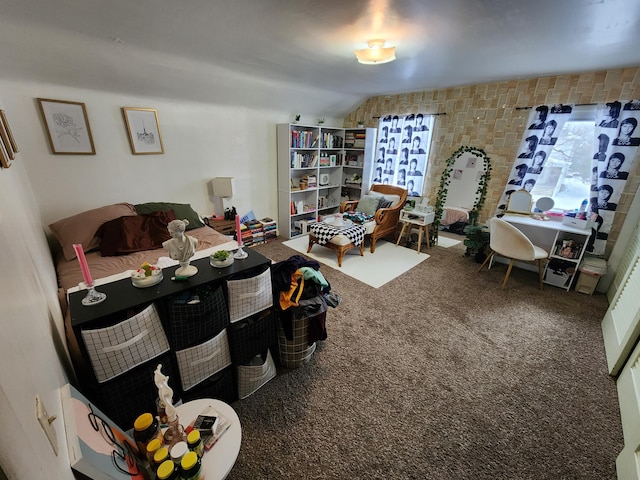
left=529, top=106, right=595, bottom=211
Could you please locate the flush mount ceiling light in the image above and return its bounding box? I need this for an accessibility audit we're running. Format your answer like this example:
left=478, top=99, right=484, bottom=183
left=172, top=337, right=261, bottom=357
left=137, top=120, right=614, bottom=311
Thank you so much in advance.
left=354, top=39, right=396, bottom=65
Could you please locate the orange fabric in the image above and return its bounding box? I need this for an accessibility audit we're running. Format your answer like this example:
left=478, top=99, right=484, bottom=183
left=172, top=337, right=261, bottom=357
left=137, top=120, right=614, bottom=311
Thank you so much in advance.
left=279, top=269, right=304, bottom=310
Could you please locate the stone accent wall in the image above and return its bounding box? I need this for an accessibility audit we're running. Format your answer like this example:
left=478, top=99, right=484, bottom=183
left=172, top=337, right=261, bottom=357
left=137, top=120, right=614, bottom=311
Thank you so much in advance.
left=345, top=67, right=640, bottom=255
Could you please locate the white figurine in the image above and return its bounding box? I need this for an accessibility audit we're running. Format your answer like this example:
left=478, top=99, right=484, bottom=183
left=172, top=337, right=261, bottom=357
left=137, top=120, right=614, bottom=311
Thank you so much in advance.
left=163, top=219, right=198, bottom=277
left=154, top=364, right=177, bottom=423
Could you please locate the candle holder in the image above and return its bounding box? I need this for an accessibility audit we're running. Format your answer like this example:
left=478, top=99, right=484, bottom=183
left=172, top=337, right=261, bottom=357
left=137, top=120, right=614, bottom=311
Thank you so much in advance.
left=80, top=282, right=107, bottom=306
left=234, top=245, right=248, bottom=259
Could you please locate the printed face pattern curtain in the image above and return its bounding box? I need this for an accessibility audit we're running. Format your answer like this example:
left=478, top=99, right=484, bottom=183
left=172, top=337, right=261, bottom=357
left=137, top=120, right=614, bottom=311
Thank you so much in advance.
left=496, top=105, right=573, bottom=215
left=373, top=114, right=434, bottom=197
left=588, top=100, right=640, bottom=255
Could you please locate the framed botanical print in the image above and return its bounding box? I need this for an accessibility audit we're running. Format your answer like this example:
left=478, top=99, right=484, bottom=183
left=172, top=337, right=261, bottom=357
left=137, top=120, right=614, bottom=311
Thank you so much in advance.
left=37, top=98, right=96, bottom=154
left=122, top=107, right=164, bottom=154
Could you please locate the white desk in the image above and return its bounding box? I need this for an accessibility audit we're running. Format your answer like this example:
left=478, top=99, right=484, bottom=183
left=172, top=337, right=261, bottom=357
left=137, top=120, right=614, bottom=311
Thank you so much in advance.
left=175, top=399, right=242, bottom=480
left=500, top=214, right=592, bottom=290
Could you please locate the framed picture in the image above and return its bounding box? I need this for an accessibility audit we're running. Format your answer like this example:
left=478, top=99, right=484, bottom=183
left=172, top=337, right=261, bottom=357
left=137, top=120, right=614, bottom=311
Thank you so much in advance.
left=122, top=107, right=164, bottom=154
left=0, top=134, right=10, bottom=168
left=0, top=110, right=18, bottom=154
left=0, top=115, right=14, bottom=161
left=37, top=98, right=96, bottom=154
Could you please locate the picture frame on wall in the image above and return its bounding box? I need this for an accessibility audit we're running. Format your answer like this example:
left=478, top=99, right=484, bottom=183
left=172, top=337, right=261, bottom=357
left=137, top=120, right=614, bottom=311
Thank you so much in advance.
left=0, top=134, right=10, bottom=168
left=0, top=110, right=18, bottom=154
left=122, top=107, right=164, bottom=155
left=0, top=114, right=15, bottom=161
left=37, top=98, right=96, bottom=155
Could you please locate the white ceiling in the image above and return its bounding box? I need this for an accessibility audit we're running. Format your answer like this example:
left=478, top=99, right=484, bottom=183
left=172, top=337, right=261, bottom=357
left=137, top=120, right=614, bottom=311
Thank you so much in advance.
left=1, top=0, right=640, bottom=115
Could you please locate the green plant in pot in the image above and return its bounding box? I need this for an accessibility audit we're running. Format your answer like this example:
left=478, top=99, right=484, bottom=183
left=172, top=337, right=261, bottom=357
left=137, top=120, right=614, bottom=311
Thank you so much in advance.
left=463, top=224, right=490, bottom=263
left=212, top=250, right=230, bottom=261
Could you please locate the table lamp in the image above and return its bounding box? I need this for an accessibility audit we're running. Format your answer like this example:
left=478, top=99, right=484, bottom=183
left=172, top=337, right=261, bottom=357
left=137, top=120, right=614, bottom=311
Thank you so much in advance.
left=211, top=177, right=233, bottom=219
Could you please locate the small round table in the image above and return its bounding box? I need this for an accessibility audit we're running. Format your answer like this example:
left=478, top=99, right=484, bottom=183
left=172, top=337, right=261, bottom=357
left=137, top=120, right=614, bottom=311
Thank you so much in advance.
left=175, top=399, right=242, bottom=480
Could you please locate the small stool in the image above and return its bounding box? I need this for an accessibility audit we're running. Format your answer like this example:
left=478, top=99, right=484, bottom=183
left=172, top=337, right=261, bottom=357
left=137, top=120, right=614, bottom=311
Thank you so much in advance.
left=307, top=233, right=364, bottom=267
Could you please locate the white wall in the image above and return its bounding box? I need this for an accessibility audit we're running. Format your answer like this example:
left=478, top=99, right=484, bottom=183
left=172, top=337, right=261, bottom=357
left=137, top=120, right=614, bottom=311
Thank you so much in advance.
left=2, top=79, right=342, bottom=227
left=0, top=155, right=75, bottom=478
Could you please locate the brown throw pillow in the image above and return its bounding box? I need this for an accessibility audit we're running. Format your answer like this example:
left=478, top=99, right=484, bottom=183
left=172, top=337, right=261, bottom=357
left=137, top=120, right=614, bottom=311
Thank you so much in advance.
left=99, top=211, right=176, bottom=256
left=49, top=203, right=137, bottom=261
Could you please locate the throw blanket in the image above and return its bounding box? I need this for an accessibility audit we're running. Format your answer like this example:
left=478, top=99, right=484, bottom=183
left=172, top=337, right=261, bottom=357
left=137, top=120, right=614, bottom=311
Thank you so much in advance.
left=343, top=211, right=374, bottom=224
left=309, top=222, right=365, bottom=246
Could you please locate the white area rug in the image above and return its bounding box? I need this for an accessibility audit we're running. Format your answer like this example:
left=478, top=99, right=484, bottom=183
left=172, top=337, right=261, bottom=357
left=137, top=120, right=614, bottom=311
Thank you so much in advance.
left=282, top=235, right=429, bottom=288
left=436, top=236, right=462, bottom=248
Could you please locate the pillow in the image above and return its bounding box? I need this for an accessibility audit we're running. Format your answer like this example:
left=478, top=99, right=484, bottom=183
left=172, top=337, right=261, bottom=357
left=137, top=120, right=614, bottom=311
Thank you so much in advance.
left=134, top=202, right=205, bottom=230
left=358, top=194, right=381, bottom=216
left=49, top=203, right=137, bottom=261
left=98, top=211, right=176, bottom=256
left=378, top=198, right=393, bottom=209
left=382, top=194, right=401, bottom=207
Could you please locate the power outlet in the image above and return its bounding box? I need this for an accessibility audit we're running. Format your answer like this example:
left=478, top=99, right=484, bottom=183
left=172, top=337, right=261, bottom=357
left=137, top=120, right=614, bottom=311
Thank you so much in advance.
left=35, top=395, right=58, bottom=455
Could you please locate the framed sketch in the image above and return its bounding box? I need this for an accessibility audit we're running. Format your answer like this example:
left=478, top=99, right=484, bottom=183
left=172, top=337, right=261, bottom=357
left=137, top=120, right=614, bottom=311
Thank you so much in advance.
left=0, top=110, right=19, bottom=153
left=122, top=107, right=164, bottom=154
left=0, top=135, right=10, bottom=168
left=37, top=98, right=96, bottom=154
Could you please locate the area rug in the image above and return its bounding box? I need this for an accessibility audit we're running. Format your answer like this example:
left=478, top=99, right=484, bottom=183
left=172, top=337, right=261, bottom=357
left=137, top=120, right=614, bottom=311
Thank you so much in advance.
left=436, top=236, right=462, bottom=248
left=282, top=235, right=429, bottom=288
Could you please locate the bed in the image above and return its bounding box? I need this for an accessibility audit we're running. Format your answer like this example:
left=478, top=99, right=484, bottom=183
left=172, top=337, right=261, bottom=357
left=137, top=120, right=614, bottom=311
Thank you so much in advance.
left=50, top=202, right=236, bottom=378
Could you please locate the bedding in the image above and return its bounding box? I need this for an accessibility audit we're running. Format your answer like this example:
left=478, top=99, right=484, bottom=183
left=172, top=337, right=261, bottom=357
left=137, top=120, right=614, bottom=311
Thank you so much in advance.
left=441, top=206, right=470, bottom=226
left=56, top=225, right=233, bottom=291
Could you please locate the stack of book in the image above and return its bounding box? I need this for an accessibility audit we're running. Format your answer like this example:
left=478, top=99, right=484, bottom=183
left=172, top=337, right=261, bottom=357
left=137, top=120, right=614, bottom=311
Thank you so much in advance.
left=344, top=131, right=355, bottom=148
left=240, top=223, right=253, bottom=246
left=353, top=131, right=366, bottom=148
left=260, top=217, right=277, bottom=243
left=246, top=219, right=264, bottom=245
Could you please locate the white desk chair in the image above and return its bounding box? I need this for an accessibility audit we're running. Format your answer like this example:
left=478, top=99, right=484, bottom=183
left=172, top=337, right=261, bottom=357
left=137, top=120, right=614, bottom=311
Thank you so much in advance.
left=478, top=217, right=548, bottom=289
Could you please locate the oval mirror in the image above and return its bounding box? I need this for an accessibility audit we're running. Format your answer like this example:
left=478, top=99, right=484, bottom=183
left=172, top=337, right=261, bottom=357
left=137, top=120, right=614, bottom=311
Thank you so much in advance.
left=535, top=197, right=555, bottom=212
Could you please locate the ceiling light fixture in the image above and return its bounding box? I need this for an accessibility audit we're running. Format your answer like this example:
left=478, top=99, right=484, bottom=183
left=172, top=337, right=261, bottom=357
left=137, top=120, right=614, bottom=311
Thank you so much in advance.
left=354, top=39, right=396, bottom=65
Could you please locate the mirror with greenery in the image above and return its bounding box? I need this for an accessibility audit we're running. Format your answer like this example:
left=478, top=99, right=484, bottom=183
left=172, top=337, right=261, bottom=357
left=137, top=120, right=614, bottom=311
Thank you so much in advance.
left=431, top=146, right=492, bottom=246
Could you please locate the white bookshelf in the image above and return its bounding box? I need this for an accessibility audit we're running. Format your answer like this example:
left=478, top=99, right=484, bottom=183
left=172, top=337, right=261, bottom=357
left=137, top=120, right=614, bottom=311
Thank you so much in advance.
left=276, top=124, right=376, bottom=239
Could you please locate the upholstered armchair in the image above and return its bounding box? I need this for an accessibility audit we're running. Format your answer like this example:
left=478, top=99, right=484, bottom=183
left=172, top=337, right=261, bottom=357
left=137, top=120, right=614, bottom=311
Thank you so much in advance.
left=340, top=184, right=408, bottom=253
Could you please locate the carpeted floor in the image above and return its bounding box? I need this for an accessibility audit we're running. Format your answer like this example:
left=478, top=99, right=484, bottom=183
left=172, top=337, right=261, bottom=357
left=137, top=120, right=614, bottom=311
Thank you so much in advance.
left=226, top=236, right=622, bottom=480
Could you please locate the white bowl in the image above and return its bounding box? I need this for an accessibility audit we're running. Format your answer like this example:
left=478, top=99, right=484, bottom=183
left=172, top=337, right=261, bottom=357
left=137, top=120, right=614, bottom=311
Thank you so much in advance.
left=131, top=266, right=163, bottom=288
left=210, top=253, right=234, bottom=268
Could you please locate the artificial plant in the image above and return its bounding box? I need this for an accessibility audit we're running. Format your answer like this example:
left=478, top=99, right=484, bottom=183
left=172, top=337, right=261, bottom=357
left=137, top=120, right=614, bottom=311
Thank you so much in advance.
left=430, top=145, right=492, bottom=247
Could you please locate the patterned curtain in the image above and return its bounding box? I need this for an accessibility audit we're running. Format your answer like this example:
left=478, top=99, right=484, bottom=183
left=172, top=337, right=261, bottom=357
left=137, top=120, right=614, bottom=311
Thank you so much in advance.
left=372, top=114, right=434, bottom=197
left=588, top=100, right=640, bottom=255
left=496, top=104, right=573, bottom=215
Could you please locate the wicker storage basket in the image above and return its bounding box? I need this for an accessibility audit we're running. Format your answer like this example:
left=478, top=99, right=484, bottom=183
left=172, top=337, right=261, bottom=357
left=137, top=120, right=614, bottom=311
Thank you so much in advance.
left=81, top=303, right=169, bottom=383
left=167, top=284, right=229, bottom=350
left=237, top=349, right=277, bottom=399
left=175, top=329, right=232, bottom=391
left=227, top=268, right=273, bottom=323
left=181, top=365, right=237, bottom=405
left=228, top=309, right=277, bottom=365
left=276, top=314, right=319, bottom=369
left=92, top=353, right=176, bottom=431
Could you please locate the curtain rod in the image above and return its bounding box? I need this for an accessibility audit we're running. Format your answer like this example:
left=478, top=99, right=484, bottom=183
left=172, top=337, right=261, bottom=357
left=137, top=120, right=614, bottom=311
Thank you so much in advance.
left=516, top=103, right=597, bottom=110
left=372, top=112, right=447, bottom=118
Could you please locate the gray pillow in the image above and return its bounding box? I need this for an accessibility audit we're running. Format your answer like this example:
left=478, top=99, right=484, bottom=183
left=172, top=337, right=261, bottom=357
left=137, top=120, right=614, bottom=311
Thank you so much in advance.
left=358, top=194, right=381, bottom=216
left=378, top=198, right=393, bottom=209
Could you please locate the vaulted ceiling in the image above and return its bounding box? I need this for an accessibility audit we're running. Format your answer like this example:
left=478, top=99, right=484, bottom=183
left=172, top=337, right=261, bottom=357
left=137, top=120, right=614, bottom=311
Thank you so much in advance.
left=1, top=0, right=639, bottom=115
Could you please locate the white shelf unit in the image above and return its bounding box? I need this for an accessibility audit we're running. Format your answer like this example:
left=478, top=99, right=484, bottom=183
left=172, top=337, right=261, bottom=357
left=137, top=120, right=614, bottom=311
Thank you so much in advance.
left=342, top=128, right=376, bottom=203
left=277, top=124, right=376, bottom=239
left=542, top=229, right=589, bottom=291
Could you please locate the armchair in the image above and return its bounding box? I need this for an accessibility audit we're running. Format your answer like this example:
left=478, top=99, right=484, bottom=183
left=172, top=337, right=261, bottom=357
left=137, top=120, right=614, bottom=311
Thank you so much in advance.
left=340, top=184, right=408, bottom=253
